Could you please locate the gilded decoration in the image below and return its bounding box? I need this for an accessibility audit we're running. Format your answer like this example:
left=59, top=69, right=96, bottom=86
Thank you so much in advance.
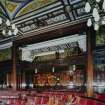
left=0, top=0, right=21, bottom=19
left=6, top=2, right=17, bottom=13
left=0, top=0, right=57, bottom=19
left=16, top=0, right=57, bottom=17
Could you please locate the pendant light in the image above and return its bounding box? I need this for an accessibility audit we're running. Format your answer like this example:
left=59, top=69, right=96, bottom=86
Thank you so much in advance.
left=85, top=0, right=105, bottom=31
left=0, top=0, right=19, bottom=37
left=85, top=2, right=91, bottom=13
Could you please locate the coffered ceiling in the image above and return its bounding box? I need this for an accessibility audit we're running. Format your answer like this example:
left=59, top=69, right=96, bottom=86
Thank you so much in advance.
left=0, top=0, right=89, bottom=43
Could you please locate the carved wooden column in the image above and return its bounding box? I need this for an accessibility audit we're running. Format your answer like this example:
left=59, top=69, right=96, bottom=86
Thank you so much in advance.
left=12, top=42, right=17, bottom=90
left=87, top=27, right=95, bottom=97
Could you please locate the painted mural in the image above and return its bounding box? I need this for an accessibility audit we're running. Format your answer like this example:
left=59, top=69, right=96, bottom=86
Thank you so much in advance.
left=0, top=0, right=57, bottom=19
left=0, top=0, right=27, bottom=19
left=16, top=0, right=57, bottom=17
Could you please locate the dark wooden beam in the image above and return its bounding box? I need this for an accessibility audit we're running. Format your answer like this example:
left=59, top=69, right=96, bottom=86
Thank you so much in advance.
left=15, top=22, right=86, bottom=47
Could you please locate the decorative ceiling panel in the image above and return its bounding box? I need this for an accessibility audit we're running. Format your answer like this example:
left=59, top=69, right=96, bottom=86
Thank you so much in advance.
left=0, top=0, right=26, bottom=19
left=15, top=2, right=66, bottom=33
left=16, top=0, right=57, bottom=18
left=14, top=0, right=86, bottom=34
left=69, top=0, right=82, bottom=5
left=0, top=3, right=8, bottom=18
left=0, top=0, right=90, bottom=42
left=17, top=12, right=67, bottom=33
left=72, top=1, right=86, bottom=18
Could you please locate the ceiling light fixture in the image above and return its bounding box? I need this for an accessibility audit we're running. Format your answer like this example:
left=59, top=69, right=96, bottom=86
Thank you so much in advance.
left=85, top=0, right=105, bottom=30
left=0, top=17, right=18, bottom=37
left=35, top=68, right=38, bottom=74
left=52, top=66, right=55, bottom=73
left=0, top=0, right=18, bottom=37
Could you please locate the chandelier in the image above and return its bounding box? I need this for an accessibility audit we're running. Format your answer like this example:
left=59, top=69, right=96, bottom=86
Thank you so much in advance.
left=85, top=0, right=105, bottom=30
left=0, top=17, right=18, bottom=37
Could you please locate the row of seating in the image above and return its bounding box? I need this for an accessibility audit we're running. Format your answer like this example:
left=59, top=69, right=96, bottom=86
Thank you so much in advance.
left=95, top=93, right=105, bottom=102
left=0, top=95, right=105, bottom=105
left=0, top=91, right=105, bottom=105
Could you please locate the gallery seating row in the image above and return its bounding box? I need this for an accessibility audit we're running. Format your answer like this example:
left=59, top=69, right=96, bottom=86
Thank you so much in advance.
left=95, top=93, right=105, bottom=102
left=0, top=91, right=105, bottom=105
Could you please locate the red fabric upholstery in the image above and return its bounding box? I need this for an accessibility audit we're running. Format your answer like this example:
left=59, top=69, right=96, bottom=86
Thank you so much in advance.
left=96, top=94, right=105, bottom=102
left=0, top=91, right=105, bottom=105
left=78, top=98, right=87, bottom=105
left=35, top=97, right=42, bottom=105
left=95, top=101, right=105, bottom=105
left=86, top=99, right=95, bottom=105
left=40, top=97, right=49, bottom=104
